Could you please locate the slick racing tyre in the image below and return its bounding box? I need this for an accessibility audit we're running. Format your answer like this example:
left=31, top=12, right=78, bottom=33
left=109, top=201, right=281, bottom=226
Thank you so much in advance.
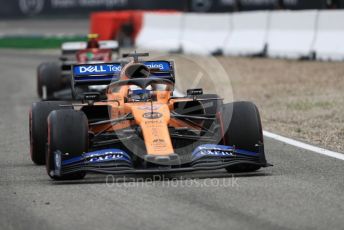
left=37, top=62, right=62, bottom=99
left=46, top=110, right=88, bottom=180
left=221, top=101, right=265, bottom=173
left=30, top=101, right=69, bottom=165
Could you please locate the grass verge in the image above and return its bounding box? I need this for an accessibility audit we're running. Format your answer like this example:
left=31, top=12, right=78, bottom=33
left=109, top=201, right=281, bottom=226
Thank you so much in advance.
left=0, top=36, right=86, bottom=49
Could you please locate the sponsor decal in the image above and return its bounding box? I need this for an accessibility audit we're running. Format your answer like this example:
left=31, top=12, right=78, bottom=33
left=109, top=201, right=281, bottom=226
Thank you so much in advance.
left=145, top=63, right=164, bottom=70
left=152, top=139, right=168, bottom=151
left=198, top=150, right=233, bottom=157
left=79, top=0, right=128, bottom=9
left=74, top=62, right=170, bottom=76
left=18, top=0, right=45, bottom=15
left=197, top=145, right=233, bottom=156
left=191, top=144, right=261, bottom=162
left=74, top=64, right=122, bottom=75
left=142, top=112, right=163, bottom=119
left=50, top=0, right=128, bottom=9
left=145, top=120, right=163, bottom=125
left=86, top=151, right=126, bottom=163
left=50, top=0, right=76, bottom=8
left=79, top=65, right=106, bottom=73
left=153, top=139, right=165, bottom=144
left=144, top=61, right=171, bottom=72
left=192, top=144, right=235, bottom=161
left=137, top=105, right=162, bottom=111
left=84, top=149, right=130, bottom=160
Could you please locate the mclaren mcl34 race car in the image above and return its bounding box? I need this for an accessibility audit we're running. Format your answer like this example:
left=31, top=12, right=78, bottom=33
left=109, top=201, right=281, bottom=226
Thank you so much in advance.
left=29, top=52, right=271, bottom=180
left=36, top=34, right=120, bottom=100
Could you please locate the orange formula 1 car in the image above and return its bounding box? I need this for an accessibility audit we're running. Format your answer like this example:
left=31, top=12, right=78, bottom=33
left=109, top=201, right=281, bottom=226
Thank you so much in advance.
left=29, top=52, right=271, bottom=180
left=36, top=34, right=120, bottom=100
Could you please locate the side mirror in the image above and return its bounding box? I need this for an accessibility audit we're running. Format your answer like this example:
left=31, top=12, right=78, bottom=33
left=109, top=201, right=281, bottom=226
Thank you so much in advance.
left=83, top=92, right=101, bottom=102
left=187, top=88, right=203, bottom=96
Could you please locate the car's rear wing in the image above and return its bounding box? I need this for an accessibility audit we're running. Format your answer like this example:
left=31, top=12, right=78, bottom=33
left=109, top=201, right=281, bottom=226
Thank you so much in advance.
left=71, top=60, right=175, bottom=97
left=72, top=62, right=122, bottom=86
left=61, top=40, right=119, bottom=56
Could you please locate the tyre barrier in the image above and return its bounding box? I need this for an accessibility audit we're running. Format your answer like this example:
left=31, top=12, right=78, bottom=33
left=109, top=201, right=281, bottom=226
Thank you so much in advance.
left=135, top=12, right=183, bottom=52
left=313, top=10, right=344, bottom=61
left=91, top=10, right=344, bottom=61
left=223, top=11, right=269, bottom=56
left=180, top=13, right=231, bottom=55
left=266, top=10, right=318, bottom=59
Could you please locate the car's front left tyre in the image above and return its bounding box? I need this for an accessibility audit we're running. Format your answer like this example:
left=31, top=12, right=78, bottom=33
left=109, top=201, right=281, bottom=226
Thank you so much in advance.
left=220, top=101, right=266, bottom=173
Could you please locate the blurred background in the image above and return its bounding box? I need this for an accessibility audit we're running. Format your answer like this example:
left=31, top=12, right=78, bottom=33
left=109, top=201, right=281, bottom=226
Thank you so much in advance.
left=1, top=0, right=344, bottom=18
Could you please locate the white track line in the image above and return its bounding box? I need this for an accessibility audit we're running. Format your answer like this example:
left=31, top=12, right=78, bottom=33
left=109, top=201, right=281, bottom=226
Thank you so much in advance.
left=263, top=130, right=344, bottom=161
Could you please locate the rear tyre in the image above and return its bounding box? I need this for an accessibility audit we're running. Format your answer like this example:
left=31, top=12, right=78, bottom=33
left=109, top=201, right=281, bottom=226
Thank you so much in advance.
left=37, top=62, right=62, bottom=99
left=29, top=101, right=68, bottom=165
left=46, top=110, right=88, bottom=180
left=221, top=101, right=265, bottom=173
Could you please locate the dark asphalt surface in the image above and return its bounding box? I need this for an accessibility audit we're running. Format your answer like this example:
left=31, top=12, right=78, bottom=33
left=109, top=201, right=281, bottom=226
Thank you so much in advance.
left=0, top=50, right=343, bottom=230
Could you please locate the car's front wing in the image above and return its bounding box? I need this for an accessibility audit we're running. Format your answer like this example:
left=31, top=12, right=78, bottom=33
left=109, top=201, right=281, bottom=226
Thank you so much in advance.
left=51, top=145, right=271, bottom=177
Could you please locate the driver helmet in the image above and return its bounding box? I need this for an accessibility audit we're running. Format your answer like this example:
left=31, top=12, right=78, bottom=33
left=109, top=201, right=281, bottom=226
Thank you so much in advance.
left=87, top=34, right=100, bottom=49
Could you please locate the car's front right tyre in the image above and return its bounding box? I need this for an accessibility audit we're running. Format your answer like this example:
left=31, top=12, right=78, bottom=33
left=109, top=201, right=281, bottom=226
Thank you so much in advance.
left=30, top=101, right=68, bottom=165
left=46, top=110, right=89, bottom=180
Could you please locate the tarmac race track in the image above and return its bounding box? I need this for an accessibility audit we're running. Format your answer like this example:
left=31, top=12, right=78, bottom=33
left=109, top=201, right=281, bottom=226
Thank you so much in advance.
left=0, top=50, right=343, bottom=230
